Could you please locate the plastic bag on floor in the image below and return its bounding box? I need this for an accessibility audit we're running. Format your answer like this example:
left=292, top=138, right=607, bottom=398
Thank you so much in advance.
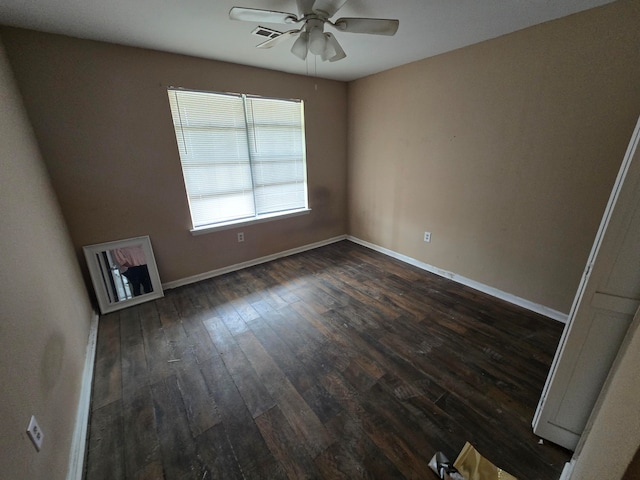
left=429, top=451, right=466, bottom=480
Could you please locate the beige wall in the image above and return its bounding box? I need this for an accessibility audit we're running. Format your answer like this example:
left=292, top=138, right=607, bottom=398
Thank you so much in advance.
left=0, top=40, right=94, bottom=480
left=348, top=0, right=640, bottom=313
left=4, top=2, right=639, bottom=313
left=0, top=28, right=348, bottom=284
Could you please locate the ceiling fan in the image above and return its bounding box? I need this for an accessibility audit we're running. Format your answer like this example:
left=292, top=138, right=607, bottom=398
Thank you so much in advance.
left=229, top=0, right=399, bottom=62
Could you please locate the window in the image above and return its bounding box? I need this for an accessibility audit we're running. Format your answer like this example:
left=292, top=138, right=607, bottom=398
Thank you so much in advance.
left=167, top=88, right=308, bottom=230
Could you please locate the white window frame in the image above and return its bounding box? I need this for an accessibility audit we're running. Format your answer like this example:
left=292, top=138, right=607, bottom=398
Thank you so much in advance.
left=167, top=88, right=310, bottom=234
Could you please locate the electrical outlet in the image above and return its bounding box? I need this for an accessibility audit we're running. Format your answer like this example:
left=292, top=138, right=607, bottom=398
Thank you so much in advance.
left=237, top=232, right=244, bottom=243
left=27, top=415, right=44, bottom=451
left=424, top=231, right=431, bottom=243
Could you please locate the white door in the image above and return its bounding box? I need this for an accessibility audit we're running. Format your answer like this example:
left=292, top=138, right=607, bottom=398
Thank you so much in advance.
left=533, top=116, right=640, bottom=450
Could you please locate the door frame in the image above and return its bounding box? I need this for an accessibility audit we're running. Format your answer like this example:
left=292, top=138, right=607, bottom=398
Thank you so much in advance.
left=532, top=116, right=640, bottom=449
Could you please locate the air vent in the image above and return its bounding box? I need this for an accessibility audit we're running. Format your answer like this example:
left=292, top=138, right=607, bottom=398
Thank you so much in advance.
left=251, top=26, right=282, bottom=39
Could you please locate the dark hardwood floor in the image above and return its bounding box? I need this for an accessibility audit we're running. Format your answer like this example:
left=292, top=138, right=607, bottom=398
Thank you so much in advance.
left=85, top=240, right=570, bottom=480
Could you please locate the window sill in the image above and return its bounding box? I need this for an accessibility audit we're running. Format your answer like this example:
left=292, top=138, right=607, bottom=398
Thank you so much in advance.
left=190, top=208, right=312, bottom=236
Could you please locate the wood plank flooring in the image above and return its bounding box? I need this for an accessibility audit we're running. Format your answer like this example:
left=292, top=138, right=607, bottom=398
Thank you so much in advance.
left=85, top=240, right=570, bottom=480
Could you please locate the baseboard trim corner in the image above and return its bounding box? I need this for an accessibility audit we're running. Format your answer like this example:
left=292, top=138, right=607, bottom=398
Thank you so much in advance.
left=66, top=311, right=99, bottom=480
left=347, top=236, right=568, bottom=323
left=559, top=459, right=576, bottom=480
left=163, top=235, right=348, bottom=290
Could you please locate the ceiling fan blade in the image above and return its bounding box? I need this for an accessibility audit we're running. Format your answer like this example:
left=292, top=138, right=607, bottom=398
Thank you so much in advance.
left=322, top=33, right=346, bottom=62
left=256, top=29, right=301, bottom=49
left=291, top=32, right=309, bottom=60
left=312, top=0, right=348, bottom=17
left=229, top=7, right=298, bottom=24
left=296, top=0, right=315, bottom=16
left=333, top=17, right=399, bottom=35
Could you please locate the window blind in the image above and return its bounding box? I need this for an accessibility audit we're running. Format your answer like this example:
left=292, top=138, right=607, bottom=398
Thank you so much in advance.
left=167, top=89, right=307, bottom=228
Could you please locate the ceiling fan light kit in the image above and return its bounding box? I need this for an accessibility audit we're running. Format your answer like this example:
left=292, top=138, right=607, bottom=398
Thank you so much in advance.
left=322, top=33, right=345, bottom=62
left=229, top=1, right=399, bottom=63
left=291, top=32, right=309, bottom=60
left=308, top=23, right=326, bottom=55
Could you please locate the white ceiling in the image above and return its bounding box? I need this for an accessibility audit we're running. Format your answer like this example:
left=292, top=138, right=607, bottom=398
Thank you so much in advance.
left=0, top=0, right=616, bottom=81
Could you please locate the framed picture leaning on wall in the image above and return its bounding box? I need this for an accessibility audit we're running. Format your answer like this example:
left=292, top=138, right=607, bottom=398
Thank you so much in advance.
left=83, top=235, right=163, bottom=314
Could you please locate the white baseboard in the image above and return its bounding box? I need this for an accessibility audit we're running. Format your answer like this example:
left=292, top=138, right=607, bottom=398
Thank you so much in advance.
left=162, top=235, right=348, bottom=290
left=347, top=236, right=568, bottom=323
left=162, top=233, right=567, bottom=323
left=66, top=312, right=99, bottom=480
left=559, top=459, right=576, bottom=480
